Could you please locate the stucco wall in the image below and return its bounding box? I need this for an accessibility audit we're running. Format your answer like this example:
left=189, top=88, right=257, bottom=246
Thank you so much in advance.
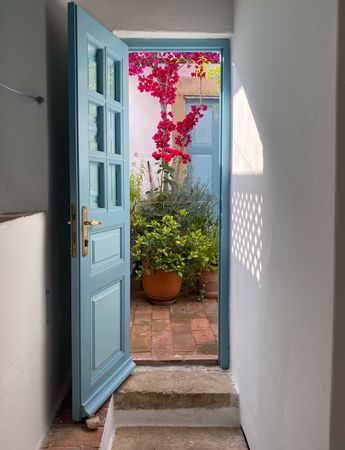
left=0, top=214, right=68, bottom=450
left=231, top=0, right=337, bottom=449
left=76, top=0, right=232, bottom=35
left=0, top=2, right=71, bottom=449
left=129, top=75, right=161, bottom=192
left=0, top=0, right=48, bottom=212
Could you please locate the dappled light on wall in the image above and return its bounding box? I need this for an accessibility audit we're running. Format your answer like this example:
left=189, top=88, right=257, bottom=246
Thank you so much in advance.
left=233, top=86, right=263, bottom=175
left=231, top=191, right=263, bottom=283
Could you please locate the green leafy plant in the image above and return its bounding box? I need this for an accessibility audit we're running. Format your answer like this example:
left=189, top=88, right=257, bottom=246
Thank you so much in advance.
left=131, top=211, right=215, bottom=280
left=205, top=64, right=221, bottom=87
left=131, top=211, right=218, bottom=299
left=203, top=222, right=219, bottom=270
left=130, top=162, right=145, bottom=214
left=138, top=177, right=217, bottom=233
left=131, top=213, right=188, bottom=278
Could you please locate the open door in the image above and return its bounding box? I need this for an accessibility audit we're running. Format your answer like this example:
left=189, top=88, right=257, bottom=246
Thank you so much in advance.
left=68, top=3, right=135, bottom=421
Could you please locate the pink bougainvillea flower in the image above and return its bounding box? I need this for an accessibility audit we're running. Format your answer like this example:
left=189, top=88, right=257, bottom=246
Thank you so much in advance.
left=152, top=151, right=161, bottom=160
left=129, top=52, right=219, bottom=171
left=163, top=153, right=173, bottom=163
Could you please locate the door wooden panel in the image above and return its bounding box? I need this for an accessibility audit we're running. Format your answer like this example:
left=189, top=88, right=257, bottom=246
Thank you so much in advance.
left=186, top=98, right=220, bottom=202
left=68, top=3, right=135, bottom=421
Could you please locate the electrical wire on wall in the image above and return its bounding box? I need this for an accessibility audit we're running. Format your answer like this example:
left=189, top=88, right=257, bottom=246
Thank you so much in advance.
left=0, top=82, right=44, bottom=104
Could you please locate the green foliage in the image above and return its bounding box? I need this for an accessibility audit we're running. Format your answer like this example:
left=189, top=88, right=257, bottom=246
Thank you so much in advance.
left=130, top=162, right=145, bottom=214
left=131, top=211, right=218, bottom=285
left=205, top=64, right=221, bottom=88
left=131, top=163, right=219, bottom=289
left=131, top=212, right=190, bottom=278
left=203, top=222, right=219, bottom=269
left=139, top=177, right=218, bottom=234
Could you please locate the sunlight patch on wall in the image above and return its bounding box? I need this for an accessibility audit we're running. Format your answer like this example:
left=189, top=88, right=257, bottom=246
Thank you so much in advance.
left=231, top=191, right=263, bottom=283
left=233, top=86, right=263, bottom=175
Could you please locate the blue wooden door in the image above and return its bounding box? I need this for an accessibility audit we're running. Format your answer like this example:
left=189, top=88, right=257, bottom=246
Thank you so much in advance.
left=68, top=3, right=135, bottom=421
left=186, top=98, right=220, bottom=201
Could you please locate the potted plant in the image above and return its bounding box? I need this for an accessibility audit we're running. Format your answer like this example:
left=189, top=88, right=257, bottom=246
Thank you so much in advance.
left=131, top=211, right=209, bottom=304
left=198, top=223, right=219, bottom=299
left=131, top=213, right=186, bottom=304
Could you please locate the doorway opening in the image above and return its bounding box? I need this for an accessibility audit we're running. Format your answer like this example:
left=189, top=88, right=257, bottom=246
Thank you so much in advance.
left=126, top=42, right=230, bottom=366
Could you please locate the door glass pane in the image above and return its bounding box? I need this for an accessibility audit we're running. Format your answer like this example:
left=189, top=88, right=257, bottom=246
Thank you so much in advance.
left=89, top=103, right=104, bottom=152
left=90, top=162, right=105, bottom=209
left=88, top=44, right=102, bottom=93
left=109, top=164, right=122, bottom=207
left=108, top=111, right=121, bottom=155
left=107, top=57, right=120, bottom=102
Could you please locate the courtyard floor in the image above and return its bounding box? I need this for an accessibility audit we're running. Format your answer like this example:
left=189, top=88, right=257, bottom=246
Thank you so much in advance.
left=130, top=289, right=218, bottom=363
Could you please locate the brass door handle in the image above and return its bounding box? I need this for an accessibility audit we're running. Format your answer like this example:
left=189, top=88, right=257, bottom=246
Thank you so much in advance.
left=81, top=206, right=102, bottom=257
left=84, top=220, right=102, bottom=226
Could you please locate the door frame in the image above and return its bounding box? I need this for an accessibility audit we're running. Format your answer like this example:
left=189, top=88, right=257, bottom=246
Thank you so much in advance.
left=124, top=39, right=231, bottom=369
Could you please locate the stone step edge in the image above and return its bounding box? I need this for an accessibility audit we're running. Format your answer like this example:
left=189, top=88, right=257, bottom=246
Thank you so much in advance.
left=113, top=390, right=238, bottom=410
left=113, top=405, right=240, bottom=428
left=112, top=426, right=248, bottom=450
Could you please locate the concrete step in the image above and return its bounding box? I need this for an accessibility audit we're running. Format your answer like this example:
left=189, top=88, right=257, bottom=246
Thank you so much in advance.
left=113, top=366, right=238, bottom=410
left=112, top=426, right=248, bottom=450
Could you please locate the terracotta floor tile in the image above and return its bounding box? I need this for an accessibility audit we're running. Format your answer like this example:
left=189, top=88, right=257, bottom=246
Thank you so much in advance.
left=195, top=342, right=218, bottom=355
left=133, top=311, right=152, bottom=325
left=41, top=425, right=103, bottom=448
left=152, top=330, right=173, bottom=351
left=203, top=302, right=218, bottom=314
left=131, top=325, right=151, bottom=352
left=192, top=330, right=216, bottom=345
left=130, top=290, right=218, bottom=361
left=210, top=324, right=218, bottom=336
left=134, top=304, right=152, bottom=312
left=152, top=319, right=171, bottom=331
left=187, top=302, right=204, bottom=313
left=188, top=309, right=207, bottom=320
left=152, top=308, right=170, bottom=320
left=171, top=322, right=191, bottom=332
left=173, top=331, right=196, bottom=352
left=170, top=311, right=190, bottom=324
left=190, top=318, right=211, bottom=331
left=205, top=313, right=218, bottom=325
left=150, top=353, right=192, bottom=361
left=170, top=302, right=188, bottom=314
left=202, top=297, right=218, bottom=304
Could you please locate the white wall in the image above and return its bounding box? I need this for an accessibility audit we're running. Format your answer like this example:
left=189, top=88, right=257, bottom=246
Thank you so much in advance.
left=0, top=2, right=71, bottom=449
left=76, top=0, right=232, bottom=35
left=231, top=0, right=337, bottom=449
left=0, top=214, right=66, bottom=450
left=0, top=0, right=48, bottom=212
left=129, top=75, right=161, bottom=192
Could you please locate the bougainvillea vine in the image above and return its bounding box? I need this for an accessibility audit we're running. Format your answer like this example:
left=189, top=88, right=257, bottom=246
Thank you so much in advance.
left=129, top=51, right=220, bottom=189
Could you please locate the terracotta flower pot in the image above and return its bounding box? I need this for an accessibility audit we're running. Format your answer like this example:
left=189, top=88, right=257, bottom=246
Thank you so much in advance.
left=142, top=269, right=182, bottom=305
left=198, top=268, right=218, bottom=299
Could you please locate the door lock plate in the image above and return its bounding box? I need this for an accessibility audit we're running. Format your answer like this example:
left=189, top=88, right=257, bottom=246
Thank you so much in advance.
left=82, top=206, right=102, bottom=256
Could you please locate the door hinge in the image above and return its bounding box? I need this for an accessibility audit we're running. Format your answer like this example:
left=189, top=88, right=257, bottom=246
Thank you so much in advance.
left=69, top=204, right=77, bottom=257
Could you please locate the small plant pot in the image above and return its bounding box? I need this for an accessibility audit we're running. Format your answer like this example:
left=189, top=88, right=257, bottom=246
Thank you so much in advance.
left=142, top=270, right=182, bottom=305
left=198, top=268, right=218, bottom=299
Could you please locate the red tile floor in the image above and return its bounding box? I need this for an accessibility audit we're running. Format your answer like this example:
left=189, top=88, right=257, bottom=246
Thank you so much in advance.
left=41, top=392, right=110, bottom=449
left=130, top=289, right=219, bottom=364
